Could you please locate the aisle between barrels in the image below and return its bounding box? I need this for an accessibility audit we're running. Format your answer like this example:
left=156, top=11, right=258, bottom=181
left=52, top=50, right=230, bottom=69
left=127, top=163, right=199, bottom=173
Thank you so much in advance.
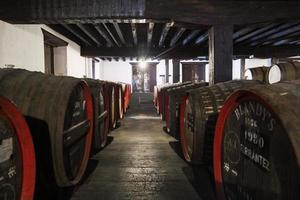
left=71, top=93, right=215, bottom=200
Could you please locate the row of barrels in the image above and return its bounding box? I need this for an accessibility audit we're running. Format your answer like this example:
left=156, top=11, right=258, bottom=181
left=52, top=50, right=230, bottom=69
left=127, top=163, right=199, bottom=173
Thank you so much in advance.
left=155, top=65, right=300, bottom=199
left=0, top=68, right=131, bottom=200
left=245, top=61, right=300, bottom=84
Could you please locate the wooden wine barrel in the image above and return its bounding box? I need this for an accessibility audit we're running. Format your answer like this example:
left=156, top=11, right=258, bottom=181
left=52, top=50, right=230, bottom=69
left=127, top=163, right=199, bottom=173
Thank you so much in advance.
left=115, top=83, right=124, bottom=120
left=214, top=80, right=300, bottom=200
left=122, top=84, right=131, bottom=113
left=99, top=81, right=111, bottom=135
left=180, top=80, right=260, bottom=165
left=0, top=69, right=93, bottom=189
left=268, top=61, right=300, bottom=84
left=166, top=82, right=208, bottom=139
left=105, top=82, right=117, bottom=130
left=0, top=96, right=36, bottom=200
left=244, top=67, right=270, bottom=83
left=155, top=83, right=171, bottom=114
left=160, top=81, right=192, bottom=120
left=84, top=79, right=108, bottom=151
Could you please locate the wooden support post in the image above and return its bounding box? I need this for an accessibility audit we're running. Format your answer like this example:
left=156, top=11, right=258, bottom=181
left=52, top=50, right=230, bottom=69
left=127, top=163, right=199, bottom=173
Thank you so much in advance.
left=172, top=59, right=180, bottom=83
left=165, top=59, right=169, bottom=83
left=209, top=25, right=233, bottom=85
left=240, top=58, right=245, bottom=79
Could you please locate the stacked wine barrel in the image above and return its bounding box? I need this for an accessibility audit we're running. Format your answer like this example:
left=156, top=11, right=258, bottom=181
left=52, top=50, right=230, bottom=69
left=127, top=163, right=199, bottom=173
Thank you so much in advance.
left=157, top=81, right=192, bottom=120
left=214, top=80, right=300, bottom=200
left=84, top=79, right=108, bottom=151
left=165, top=82, right=208, bottom=139
left=0, top=96, right=36, bottom=200
left=245, top=61, right=300, bottom=84
left=0, top=68, right=94, bottom=198
left=180, top=80, right=260, bottom=165
left=122, top=83, right=131, bottom=113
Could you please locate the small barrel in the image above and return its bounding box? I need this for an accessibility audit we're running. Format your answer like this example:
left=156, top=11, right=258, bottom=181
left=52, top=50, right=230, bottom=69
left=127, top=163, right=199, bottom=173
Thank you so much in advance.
left=268, top=61, right=300, bottom=84
left=180, top=80, right=260, bottom=165
left=0, top=69, right=93, bottom=190
left=166, top=82, right=208, bottom=139
left=244, top=67, right=270, bottom=83
left=0, top=96, right=36, bottom=200
left=159, top=81, right=192, bottom=120
left=84, top=79, right=108, bottom=151
left=214, top=80, right=300, bottom=200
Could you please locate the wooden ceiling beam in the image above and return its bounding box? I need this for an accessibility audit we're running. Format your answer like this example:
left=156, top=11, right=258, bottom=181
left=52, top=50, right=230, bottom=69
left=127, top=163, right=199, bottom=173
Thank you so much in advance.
left=182, top=30, right=201, bottom=45
left=102, top=23, right=121, bottom=47
left=239, top=23, right=298, bottom=46
left=60, top=24, right=92, bottom=46
left=195, top=32, right=208, bottom=45
left=113, top=22, right=127, bottom=46
left=252, top=24, right=300, bottom=46
left=131, top=23, right=138, bottom=46
left=2, top=1, right=300, bottom=25
left=81, top=45, right=300, bottom=58
left=170, top=28, right=186, bottom=47
left=77, top=24, right=102, bottom=46
left=147, top=22, right=155, bottom=47
left=159, top=22, right=173, bottom=47
left=94, top=24, right=114, bottom=47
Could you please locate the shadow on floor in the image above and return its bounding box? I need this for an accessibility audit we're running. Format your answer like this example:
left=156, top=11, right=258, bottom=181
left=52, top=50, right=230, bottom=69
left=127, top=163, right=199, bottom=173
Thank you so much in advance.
left=182, top=166, right=216, bottom=200
left=169, top=141, right=185, bottom=161
left=44, top=136, right=114, bottom=200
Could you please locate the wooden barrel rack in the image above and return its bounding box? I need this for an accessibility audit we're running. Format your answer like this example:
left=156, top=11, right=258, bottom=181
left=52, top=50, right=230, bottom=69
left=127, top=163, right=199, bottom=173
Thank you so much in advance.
left=0, top=96, right=36, bottom=200
left=214, top=80, right=300, bottom=200
left=0, top=69, right=93, bottom=194
left=180, top=80, right=260, bottom=165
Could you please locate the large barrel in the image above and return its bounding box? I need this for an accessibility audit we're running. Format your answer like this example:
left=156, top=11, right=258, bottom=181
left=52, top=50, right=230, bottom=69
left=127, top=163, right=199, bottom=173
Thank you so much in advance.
left=268, top=61, right=300, bottom=84
left=115, top=83, right=124, bottom=120
left=155, top=83, right=171, bottom=114
left=0, top=69, right=93, bottom=190
left=244, top=67, right=270, bottom=83
left=122, top=83, right=131, bottom=113
left=159, top=81, right=192, bottom=120
left=180, top=80, right=260, bottom=165
left=0, top=96, right=36, bottom=200
left=99, top=81, right=111, bottom=135
left=85, top=79, right=108, bottom=151
left=165, top=82, right=208, bottom=139
left=105, top=82, right=117, bottom=130
left=214, top=80, right=300, bottom=200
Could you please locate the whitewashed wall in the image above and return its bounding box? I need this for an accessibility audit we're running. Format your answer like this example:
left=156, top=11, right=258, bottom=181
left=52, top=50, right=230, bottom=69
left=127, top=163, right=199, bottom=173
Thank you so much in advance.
left=0, top=21, right=45, bottom=72
left=0, top=20, right=89, bottom=78
left=99, top=61, right=132, bottom=84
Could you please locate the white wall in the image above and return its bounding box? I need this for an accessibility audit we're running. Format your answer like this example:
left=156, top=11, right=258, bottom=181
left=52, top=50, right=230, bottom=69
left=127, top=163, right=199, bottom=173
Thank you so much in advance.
left=99, top=61, right=132, bottom=84
left=0, top=21, right=88, bottom=77
left=245, top=58, right=272, bottom=69
left=0, top=21, right=45, bottom=72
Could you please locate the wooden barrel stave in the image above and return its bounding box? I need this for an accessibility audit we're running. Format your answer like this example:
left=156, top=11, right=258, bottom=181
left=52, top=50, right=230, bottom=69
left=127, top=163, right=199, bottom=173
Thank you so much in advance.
left=0, top=96, right=36, bottom=200
left=0, top=69, right=93, bottom=190
left=84, top=79, right=107, bottom=151
left=214, top=80, right=300, bottom=200
left=181, top=80, right=260, bottom=165
left=160, top=81, right=192, bottom=120
left=167, top=83, right=208, bottom=139
left=245, top=67, right=270, bottom=83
